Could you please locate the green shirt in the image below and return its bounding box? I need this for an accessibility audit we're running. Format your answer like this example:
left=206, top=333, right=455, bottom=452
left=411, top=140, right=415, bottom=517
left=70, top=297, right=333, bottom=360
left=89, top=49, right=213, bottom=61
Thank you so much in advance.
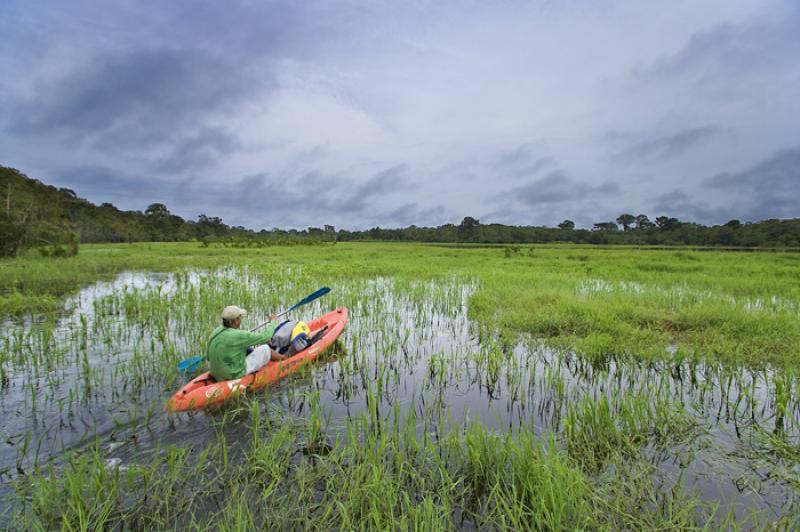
left=206, top=322, right=277, bottom=381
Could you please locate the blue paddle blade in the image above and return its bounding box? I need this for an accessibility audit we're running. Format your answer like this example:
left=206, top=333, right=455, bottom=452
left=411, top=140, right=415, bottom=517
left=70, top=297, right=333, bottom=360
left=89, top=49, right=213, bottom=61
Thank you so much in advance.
left=177, top=355, right=204, bottom=373
left=185, top=359, right=203, bottom=373
left=287, top=287, right=331, bottom=312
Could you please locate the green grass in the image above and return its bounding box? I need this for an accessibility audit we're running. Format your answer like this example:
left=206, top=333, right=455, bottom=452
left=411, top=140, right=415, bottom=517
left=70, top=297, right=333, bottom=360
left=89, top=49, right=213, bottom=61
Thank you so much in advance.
left=10, top=401, right=754, bottom=530
left=2, top=242, right=800, bottom=529
left=3, top=242, right=799, bottom=367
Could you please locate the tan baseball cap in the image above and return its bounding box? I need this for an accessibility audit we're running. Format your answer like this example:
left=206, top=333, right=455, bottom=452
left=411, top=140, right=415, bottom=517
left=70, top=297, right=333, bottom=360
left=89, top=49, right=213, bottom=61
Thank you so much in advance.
left=221, top=305, right=247, bottom=320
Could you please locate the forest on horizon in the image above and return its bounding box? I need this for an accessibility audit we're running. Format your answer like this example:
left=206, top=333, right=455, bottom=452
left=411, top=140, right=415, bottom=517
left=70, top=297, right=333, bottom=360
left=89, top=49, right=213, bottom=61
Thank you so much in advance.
left=2, top=165, right=799, bottom=258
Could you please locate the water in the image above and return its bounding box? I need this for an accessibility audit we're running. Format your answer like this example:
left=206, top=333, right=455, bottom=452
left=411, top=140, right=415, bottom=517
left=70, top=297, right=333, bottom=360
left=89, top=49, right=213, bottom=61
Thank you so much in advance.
left=1, top=269, right=798, bottom=524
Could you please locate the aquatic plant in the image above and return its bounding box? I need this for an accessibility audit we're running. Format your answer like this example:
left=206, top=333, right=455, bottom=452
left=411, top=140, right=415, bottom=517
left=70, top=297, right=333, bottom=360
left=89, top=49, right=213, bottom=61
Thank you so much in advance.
left=1, top=242, right=799, bottom=528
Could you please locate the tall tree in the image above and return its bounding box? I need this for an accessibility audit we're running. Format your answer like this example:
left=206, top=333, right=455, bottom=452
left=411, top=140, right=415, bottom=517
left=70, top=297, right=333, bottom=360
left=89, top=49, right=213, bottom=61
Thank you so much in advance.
left=558, top=219, right=575, bottom=230
left=616, top=213, right=635, bottom=231
left=0, top=217, right=26, bottom=256
left=655, top=216, right=681, bottom=230
left=196, top=214, right=229, bottom=238
left=459, top=216, right=480, bottom=229
left=458, top=216, right=480, bottom=240
left=145, top=203, right=170, bottom=218
left=634, top=214, right=653, bottom=229
left=593, top=222, right=618, bottom=232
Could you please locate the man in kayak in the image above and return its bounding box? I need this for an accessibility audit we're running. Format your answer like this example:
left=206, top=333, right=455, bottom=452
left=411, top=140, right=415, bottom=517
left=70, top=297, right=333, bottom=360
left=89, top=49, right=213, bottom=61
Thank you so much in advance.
left=207, top=305, right=286, bottom=381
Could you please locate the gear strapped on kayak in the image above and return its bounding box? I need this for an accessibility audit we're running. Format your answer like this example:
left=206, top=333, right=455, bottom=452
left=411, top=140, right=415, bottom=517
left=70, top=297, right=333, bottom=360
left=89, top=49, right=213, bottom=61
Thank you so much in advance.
left=269, top=319, right=313, bottom=356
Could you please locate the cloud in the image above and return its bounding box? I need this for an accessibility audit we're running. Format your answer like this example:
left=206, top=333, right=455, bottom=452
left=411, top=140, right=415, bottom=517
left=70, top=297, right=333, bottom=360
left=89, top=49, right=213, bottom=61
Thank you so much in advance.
left=703, top=146, right=800, bottom=220
left=611, top=125, right=720, bottom=162
left=155, top=127, right=242, bottom=173
left=1, top=1, right=799, bottom=229
left=653, top=189, right=691, bottom=209
left=369, top=202, right=451, bottom=228
left=9, top=48, right=261, bottom=149
left=342, top=164, right=411, bottom=211
left=0, top=1, right=342, bottom=176
left=55, top=165, right=169, bottom=204
left=649, top=187, right=756, bottom=225
left=641, top=146, right=800, bottom=224
left=504, top=171, right=620, bottom=207
left=637, top=15, right=800, bottom=84
left=206, top=164, right=418, bottom=228
left=51, top=162, right=422, bottom=228
left=494, top=143, right=555, bottom=179
left=651, top=189, right=703, bottom=218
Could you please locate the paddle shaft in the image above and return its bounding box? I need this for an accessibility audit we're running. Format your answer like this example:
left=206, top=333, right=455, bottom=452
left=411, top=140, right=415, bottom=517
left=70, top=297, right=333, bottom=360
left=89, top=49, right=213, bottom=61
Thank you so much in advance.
left=249, top=287, right=330, bottom=332
left=249, top=308, right=291, bottom=333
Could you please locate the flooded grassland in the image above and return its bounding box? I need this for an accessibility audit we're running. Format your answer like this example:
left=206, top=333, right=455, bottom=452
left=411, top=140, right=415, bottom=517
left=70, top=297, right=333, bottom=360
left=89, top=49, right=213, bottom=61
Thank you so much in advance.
left=1, top=242, right=799, bottom=529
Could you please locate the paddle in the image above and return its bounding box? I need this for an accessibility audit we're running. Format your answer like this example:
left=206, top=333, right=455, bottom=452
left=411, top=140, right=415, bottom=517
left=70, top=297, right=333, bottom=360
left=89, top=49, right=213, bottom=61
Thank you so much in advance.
left=176, top=287, right=332, bottom=373
left=251, top=287, right=331, bottom=331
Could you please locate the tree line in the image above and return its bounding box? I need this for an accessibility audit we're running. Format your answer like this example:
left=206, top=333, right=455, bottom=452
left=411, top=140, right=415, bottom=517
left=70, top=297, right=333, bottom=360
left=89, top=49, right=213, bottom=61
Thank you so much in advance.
left=0, top=166, right=339, bottom=257
left=337, top=216, right=800, bottom=247
left=2, top=165, right=799, bottom=257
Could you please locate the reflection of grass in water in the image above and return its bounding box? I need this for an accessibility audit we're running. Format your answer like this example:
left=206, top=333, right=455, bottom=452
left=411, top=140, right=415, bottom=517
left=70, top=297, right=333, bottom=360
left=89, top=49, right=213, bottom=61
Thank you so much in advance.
left=2, top=242, right=800, bottom=527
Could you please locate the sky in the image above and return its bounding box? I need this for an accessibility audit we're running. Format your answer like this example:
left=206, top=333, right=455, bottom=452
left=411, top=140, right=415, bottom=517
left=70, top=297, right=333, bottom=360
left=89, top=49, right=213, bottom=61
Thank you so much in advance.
left=1, top=0, right=798, bottom=230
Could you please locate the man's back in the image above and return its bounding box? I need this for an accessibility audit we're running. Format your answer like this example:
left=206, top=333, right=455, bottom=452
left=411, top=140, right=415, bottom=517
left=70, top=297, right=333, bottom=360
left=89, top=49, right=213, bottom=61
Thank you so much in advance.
left=207, top=326, right=273, bottom=380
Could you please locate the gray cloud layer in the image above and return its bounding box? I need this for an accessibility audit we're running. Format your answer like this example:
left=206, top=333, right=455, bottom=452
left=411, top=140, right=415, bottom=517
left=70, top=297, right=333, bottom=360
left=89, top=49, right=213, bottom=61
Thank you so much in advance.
left=611, top=126, right=720, bottom=163
left=704, top=147, right=800, bottom=220
left=1, top=0, right=799, bottom=229
left=506, top=171, right=620, bottom=207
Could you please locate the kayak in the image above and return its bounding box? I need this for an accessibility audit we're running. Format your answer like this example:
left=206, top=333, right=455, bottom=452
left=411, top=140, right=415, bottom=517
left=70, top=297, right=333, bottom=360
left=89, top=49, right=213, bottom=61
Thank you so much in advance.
left=165, top=307, right=348, bottom=412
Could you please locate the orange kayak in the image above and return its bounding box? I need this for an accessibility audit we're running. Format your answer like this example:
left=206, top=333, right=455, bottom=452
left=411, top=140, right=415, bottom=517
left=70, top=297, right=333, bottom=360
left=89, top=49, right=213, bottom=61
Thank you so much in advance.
left=165, top=307, right=348, bottom=412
